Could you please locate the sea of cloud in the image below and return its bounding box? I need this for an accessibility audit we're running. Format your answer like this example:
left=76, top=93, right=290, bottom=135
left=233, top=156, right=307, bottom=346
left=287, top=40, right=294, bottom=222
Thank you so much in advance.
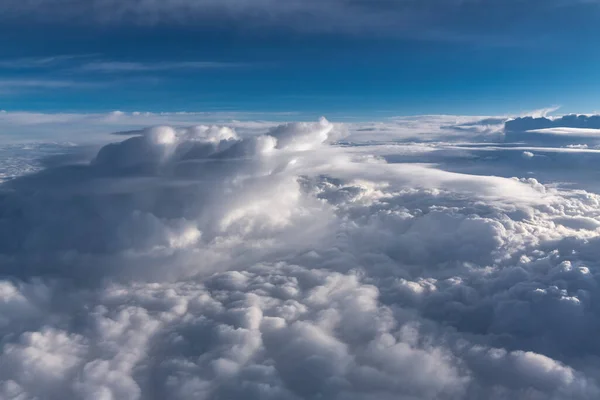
left=2, top=113, right=600, bottom=399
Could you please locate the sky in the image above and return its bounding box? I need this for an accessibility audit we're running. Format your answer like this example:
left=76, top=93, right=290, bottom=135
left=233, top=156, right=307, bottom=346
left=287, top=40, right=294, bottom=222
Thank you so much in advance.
left=1, top=0, right=600, bottom=116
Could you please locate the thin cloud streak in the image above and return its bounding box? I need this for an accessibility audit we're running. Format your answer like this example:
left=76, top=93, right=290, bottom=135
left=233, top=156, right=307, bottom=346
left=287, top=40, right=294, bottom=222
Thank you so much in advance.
left=0, top=79, right=87, bottom=89
left=77, top=60, right=254, bottom=72
left=0, top=54, right=98, bottom=69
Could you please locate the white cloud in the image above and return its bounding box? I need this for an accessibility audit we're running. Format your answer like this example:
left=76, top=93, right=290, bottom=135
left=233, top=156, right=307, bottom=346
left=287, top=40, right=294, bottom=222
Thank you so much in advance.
left=521, top=105, right=561, bottom=119
left=523, top=151, right=534, bottom=158
left=2, top=114, right=600, bottom=399
left=0, top=110, right=291, bottom=143
left=506, top=114, right=600, bottom=133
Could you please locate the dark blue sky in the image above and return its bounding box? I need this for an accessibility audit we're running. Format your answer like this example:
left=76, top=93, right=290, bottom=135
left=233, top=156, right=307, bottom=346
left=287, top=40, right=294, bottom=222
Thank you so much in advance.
left=1, top=0, right=600, bottom=117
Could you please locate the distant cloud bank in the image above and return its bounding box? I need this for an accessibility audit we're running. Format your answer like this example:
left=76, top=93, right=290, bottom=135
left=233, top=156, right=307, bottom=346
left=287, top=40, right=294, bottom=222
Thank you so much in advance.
left=506, top=114, right=600, bottom=132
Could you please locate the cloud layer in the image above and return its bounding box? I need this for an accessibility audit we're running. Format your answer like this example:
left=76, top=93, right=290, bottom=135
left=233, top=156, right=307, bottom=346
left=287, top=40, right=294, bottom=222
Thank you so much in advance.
left=2, top=0, right=598, bottom=38
left=3, top=115, right=600, bottom=399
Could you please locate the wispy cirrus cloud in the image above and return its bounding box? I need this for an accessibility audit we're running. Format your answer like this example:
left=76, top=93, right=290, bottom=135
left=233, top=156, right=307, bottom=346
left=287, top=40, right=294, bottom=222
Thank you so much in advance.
left=0, top=56, right=253, bottom=72
left=0, top=54, right=97, bottom=69
left=0, top=57, right=253, bottom=98
left=0, top=79, right=88, bottom=89
left=77, top=60, right=253, bottom=73
left=0, top=77, right=157, bottom=96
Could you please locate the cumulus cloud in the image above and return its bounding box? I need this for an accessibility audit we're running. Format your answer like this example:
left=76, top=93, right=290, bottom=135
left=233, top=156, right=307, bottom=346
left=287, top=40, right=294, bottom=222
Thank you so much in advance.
left=0, top=110, right=292, bottom=143
left=522, top=151, right=534, bottom=158
left=3, top=114, right=600, bottom=399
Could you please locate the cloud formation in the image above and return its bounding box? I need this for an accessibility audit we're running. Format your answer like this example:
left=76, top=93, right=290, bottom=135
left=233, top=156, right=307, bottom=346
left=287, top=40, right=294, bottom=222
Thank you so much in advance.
left=1, top=0, right=598, bottom=38
left=0, top=110, right=290, bottom=143
left=505, top=114, right=600, bottom=146
left=77, top=61, right=248, bottom=73
left=0, top=55, right=94, bottom=69
left=0, top=80, right=86, bottom=90
left=0, top=57, right=246, bottom=73
left=3, top=115, right=600, bottom=399
left=506, top=114, right=600, bottom=133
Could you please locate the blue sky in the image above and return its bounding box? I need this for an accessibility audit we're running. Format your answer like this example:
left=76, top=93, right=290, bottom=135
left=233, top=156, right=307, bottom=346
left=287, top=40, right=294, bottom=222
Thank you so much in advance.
left=1, top=0, right=600, bottom=117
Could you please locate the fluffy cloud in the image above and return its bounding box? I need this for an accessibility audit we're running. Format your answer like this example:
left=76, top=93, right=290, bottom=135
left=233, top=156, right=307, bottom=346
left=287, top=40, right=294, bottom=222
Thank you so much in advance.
left=3, top=115, right=600, bottom=399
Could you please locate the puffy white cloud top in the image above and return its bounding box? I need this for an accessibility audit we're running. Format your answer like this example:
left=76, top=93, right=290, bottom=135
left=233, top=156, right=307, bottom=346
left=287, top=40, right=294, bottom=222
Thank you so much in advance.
left=2, top=116, right=600, bottom=399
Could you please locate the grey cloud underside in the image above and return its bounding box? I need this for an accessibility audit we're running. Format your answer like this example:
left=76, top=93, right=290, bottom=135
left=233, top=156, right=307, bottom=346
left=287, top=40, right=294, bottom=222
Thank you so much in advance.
left=1, top=0, right=597, bottom=36
left=4, top=116, right=600, bottom=399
